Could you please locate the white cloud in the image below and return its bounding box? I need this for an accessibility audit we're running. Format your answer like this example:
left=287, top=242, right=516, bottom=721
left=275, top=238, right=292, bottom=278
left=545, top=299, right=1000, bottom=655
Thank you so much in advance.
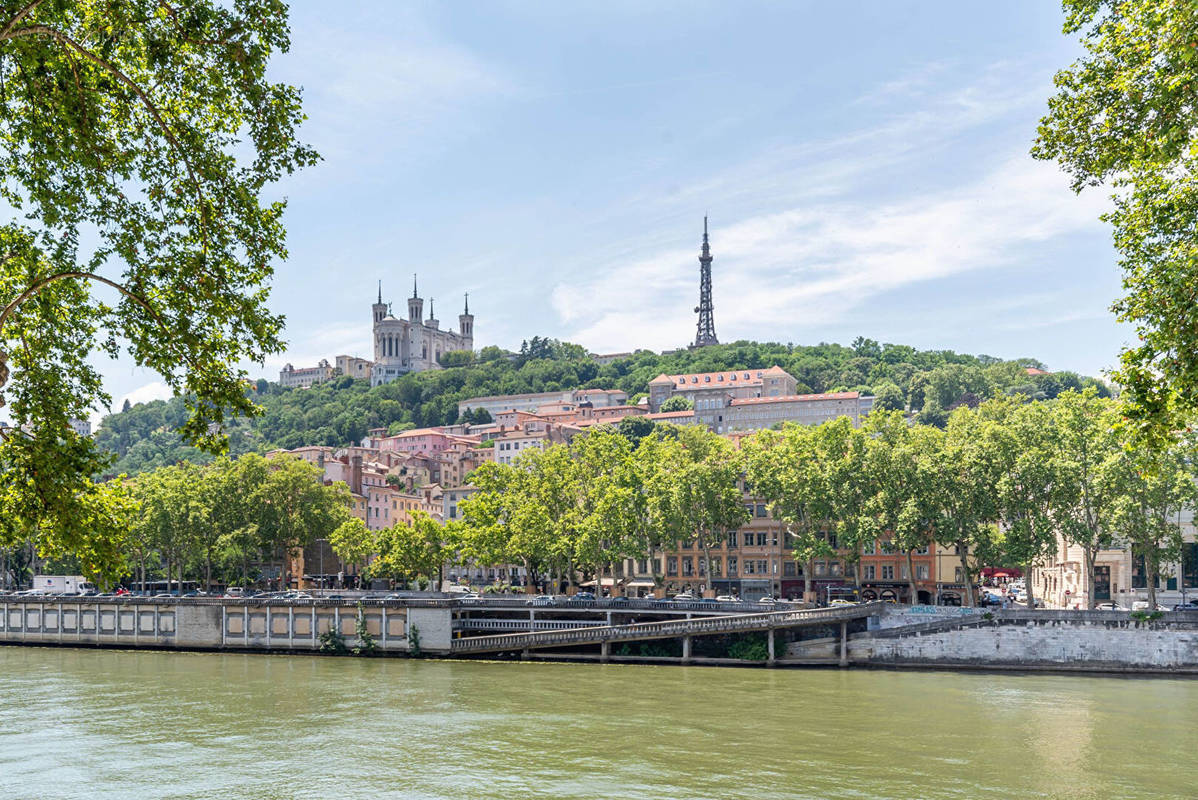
left=554, top=154, right=1109, bottom=352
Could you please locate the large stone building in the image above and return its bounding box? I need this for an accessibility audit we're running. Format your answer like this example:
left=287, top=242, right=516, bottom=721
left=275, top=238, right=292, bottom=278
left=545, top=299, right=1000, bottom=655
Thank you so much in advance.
left=647, top=367, right=875, bottom=434
left=1033, top=509, right=1198, bottom=609
left=371, top=278, right=474, bottom=386
left=457, top=387, right=628, bottom=419
left=279, top=359, right=336, bottom=389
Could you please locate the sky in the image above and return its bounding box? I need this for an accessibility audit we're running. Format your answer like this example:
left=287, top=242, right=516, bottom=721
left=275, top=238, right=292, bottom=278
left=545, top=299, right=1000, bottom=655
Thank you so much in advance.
left=101, top=0, right=1131, bottom=417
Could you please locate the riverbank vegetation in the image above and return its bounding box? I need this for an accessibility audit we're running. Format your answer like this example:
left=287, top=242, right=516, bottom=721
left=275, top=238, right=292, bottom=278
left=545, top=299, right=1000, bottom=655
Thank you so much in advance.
left=92, top=338, right=1109, bottom=476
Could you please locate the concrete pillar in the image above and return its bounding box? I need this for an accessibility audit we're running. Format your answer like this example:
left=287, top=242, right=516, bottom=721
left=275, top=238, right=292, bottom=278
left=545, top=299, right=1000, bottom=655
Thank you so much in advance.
left=682, top=635, right=692, bottom=663
left=600, top=640, right=610, bottom=663
left=767, top=628, right=776, bottom=666
left=839, top=621, right=848, bottom=667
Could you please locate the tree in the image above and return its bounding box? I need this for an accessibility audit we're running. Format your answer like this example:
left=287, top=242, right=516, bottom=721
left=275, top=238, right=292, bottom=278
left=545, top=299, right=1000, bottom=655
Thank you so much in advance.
left=872, top=381, right=905, bottom=412
left=1109, top=442, right=1197, bottom=609
left=928, top=407, right=998, bottom=606
left=0, top=1, right=314, bottom=579
left=329, top=518, right=376, bottom=579
left=459, top=460, right=556, bottom=590
left=659, top=395, right=694, bottom=412
left=1048, top=389, right=1125, bottom=608
left=251, top=454, right=351, bottom=591
left=743, top=425, right=833, bottom=601
left=1034, top=0, right=1198, bottom=442
left=371, top=511, right=456, bottom=589
left=670, top=427, right=748, bottom=596
left=980, top=399, right=1060, bottom=610
left=861, top=412, right=938, bottom=602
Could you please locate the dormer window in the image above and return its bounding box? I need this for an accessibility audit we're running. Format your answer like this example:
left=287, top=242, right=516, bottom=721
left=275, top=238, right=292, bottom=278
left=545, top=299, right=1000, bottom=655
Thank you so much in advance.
left=717, top=375, right=724, bottom=382
left=704, top=376, right=711, bottom=382
left=692, top=377, right=698, bottom=383
left=744, top=372, right=750, bottom=379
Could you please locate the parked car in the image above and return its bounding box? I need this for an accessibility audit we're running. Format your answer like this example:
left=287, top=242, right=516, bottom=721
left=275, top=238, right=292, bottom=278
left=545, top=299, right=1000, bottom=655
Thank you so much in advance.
left=756, top=596, right=778, bottom=605
left=1095, top=602, right=1126, bottom=611
left=672, top=593, right=697, bottom=601
left=571, top=591, right=596, bottom=602
left=829, top=599, right=857, bottom=607
left=526, top=595, right=556, bottom=607
left=1130, top=600, right=1168, bottom=612
left=1172, top=599, right=1198, bottom=611
left=715, top=595, right=739, bottom=602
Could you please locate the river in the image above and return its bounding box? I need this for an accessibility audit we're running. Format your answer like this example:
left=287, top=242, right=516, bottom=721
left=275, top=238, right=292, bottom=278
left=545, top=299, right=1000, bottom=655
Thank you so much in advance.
left=1, top=647, right=1194, bottom=799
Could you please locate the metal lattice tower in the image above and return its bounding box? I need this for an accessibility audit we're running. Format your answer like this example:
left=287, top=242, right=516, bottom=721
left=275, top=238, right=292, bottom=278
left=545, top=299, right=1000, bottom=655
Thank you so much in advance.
left=693, top=216, right=719, bottom=348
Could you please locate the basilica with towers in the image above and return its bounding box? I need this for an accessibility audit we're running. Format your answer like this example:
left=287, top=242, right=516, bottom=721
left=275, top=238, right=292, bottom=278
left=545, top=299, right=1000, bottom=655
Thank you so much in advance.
left=370, top=277, right=474, bottom=386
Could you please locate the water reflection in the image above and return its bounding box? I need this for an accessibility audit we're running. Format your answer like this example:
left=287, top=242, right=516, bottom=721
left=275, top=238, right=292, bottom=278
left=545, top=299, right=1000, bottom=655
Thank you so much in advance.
left=0, top=648, right=1194, bottom=800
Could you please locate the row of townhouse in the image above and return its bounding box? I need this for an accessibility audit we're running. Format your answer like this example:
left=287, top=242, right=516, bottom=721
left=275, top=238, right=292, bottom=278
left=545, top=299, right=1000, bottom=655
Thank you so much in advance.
left=604, top=481, right=968, bottom=603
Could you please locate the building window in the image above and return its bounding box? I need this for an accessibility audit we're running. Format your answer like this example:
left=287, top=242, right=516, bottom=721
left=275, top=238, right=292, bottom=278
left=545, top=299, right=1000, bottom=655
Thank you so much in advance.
left=830, top=561, right=843, bottom=577
left=784, top=562, right=797, bottom=577
left=900, top=564, right=909, bottom=580
left=727, top=557, right=738, bottom=576
left=727, top=531, right=737, bottom=548
left=667, top=557, right=678, bottom=576
left=756, top=504, right=767, bottom=518
left=682, top=557, right=693, bottom=577
left=863, top=565, right=876, bottom=580
left=954, top=567, right=964, bottom=583
left=917, top=564, right=930, bottom=580
left=814, top=561, right=827, bottom=577
left=863, top=539, right=876, bottom=555
left=881, top=565, right=894, bottom=580
left=756, top=531, right=767, bottom=547
left=709, top=557, right=721, bottom=577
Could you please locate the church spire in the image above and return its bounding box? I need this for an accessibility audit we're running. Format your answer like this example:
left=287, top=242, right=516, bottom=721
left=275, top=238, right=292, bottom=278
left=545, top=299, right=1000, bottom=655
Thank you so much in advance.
left=412, top=273, right=418, bottom=299
left=464, top=292, right=469, bottom=315
left=378, top=280, right=382, bottom=305
left=428, top=298, right=434, bottom=319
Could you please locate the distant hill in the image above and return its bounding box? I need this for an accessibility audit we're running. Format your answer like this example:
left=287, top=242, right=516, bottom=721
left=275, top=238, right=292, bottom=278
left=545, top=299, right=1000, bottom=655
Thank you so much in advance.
left=94, top=336, right=1109, bottom=476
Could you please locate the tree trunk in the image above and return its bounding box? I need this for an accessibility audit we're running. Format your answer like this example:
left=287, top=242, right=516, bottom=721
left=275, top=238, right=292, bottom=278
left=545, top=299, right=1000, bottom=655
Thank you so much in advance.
left=905, top=549, right=917, bottom=605
left=1083, top=546, right=1096, bottom=610
left=1147, top=553, right=1158, bottom=609
left=1023, top=562, right=1035, bottom=609
left=803, top=557, right=813, bottom=600
left=958, top=543, right=975, bottom=607
left=701, top=541, right=713, bottom=597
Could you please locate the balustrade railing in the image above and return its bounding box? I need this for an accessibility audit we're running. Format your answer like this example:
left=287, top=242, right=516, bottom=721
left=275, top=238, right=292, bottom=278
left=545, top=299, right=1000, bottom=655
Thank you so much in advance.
left=450, top=602, right=883, bottom=652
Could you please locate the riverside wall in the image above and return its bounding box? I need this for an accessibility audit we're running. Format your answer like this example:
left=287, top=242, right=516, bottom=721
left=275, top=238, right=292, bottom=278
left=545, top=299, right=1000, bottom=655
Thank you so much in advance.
left=0, top=597, right=448, bottom=654
left=788, top=608, right=1198, bottom=673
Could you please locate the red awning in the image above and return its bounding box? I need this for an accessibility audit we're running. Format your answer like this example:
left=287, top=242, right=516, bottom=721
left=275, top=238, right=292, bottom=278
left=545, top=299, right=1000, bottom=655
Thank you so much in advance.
left=981, top=567, right=1023, bottom=578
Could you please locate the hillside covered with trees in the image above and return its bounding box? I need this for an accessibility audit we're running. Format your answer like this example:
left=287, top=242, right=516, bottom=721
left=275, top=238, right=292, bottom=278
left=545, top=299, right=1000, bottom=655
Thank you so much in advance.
left=95, top=337, right=1110, bottom=476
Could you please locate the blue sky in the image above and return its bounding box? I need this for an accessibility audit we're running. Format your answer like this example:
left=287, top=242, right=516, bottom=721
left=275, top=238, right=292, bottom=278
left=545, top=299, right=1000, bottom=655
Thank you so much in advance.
left=106, top=0, right=1129, bottom=413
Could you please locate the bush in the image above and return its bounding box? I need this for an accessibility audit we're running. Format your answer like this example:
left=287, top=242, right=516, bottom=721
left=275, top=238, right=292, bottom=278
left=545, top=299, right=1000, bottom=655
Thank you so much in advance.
left=318, top=626, right=348, bottom=655
left=727, top=633, right=769, bottom=661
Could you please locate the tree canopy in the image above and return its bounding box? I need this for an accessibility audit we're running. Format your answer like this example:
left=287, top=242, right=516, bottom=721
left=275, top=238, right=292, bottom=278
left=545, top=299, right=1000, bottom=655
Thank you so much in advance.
left=0, top=0, right=314, bottom=580
left=1034, top=0, right=1198, bottom=443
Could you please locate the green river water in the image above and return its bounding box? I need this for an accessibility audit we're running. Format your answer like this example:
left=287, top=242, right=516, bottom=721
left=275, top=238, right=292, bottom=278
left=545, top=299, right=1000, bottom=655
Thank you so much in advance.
left=1, top=647, right=1195, bottom=799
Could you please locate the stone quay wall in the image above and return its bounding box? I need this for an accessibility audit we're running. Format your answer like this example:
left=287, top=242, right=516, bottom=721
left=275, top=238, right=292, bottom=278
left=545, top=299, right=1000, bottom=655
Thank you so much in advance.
left=0, top=597, right=445, bottom=654
left=789, top=609, right=1198, bottom=673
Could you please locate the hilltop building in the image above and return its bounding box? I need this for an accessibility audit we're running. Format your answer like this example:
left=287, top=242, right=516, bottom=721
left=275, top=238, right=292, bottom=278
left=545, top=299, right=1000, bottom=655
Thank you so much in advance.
left=371, top=277, right=474, bottom=386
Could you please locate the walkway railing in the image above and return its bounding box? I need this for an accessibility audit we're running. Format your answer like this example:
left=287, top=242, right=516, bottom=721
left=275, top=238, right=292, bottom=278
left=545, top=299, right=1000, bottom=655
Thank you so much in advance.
left=450, top=602, right=883, bottom=654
